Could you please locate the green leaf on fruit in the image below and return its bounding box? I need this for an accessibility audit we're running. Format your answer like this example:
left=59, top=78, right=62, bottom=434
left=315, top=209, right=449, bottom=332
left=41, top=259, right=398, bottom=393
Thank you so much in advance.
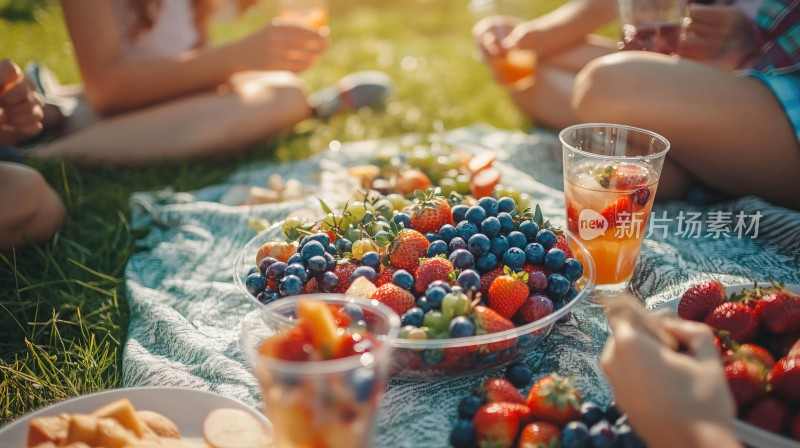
left=375, top=235, right=391, bottom=247
left=318, top=198, right=333, bottom=215
left=533, top=204, right=545, bottom=227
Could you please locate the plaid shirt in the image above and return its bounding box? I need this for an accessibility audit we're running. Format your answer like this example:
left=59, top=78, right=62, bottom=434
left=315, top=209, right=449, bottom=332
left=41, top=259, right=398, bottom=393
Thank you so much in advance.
left=751, top=0, right=800, bottom=74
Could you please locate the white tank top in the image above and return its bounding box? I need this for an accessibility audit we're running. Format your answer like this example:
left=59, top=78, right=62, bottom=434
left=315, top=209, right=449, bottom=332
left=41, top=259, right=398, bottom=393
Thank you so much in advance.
left=112, top=0, right=200, bottom=60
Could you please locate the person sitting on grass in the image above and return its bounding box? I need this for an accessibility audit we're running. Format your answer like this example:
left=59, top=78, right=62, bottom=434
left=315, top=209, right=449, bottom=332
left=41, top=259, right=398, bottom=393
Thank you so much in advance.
left=31, top=0, right=391, bottom=166
left=0, top=60, right=65, bottom=251
left=473, top=0, right=800, bottom=209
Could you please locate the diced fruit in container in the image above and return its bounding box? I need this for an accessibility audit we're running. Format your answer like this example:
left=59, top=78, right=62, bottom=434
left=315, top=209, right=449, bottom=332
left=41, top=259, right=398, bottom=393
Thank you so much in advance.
left=297, top=299, right=340, bottom=359
left=346, top=276, right=378, bottom=299
left=255, top=241, right=297, bottom=264
left=91, top=398, right=146, bottom=437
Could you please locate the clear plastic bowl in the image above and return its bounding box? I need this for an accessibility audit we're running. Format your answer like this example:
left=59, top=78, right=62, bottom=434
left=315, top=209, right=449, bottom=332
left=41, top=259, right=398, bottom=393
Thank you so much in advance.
left=234, top=222, right=596, bottom=380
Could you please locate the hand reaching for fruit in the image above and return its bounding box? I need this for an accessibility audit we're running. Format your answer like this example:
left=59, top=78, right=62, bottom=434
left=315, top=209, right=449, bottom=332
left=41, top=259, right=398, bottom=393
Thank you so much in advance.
left=601, top=318, right=743, bottom=448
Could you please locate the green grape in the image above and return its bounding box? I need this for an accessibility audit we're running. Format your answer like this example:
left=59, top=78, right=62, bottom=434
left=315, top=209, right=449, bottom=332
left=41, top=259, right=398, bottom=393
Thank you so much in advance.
left=343, top=201, right=369, bottom=226
left=441, top=293, right=470, bottom=321
left=282, top=217, right=304, bottom=238
left=494, top=184, right=509, bottom=197
left=439, top=178, right=457, bottom=196
left=422, top=310, right=449, bottom=334
left=506, top=187, right=522, bottom=203
left=517, top=193, right=531, bottom=211
left=398, top=325, right=416, bottom=339
left=344, top=227, right=362, bottom=243
left=373, top=199, right=393, bottom=217
left=386, top=193, right=411, bottom=211
left=320, top=213, right=343, bottom=231
left=407, top=327, right=428, bottom=341
left=408, top=148, right=436, bottom=169
left=437, top=155, right=461, bottom=170
left=455, top=174, right=471, bottom=195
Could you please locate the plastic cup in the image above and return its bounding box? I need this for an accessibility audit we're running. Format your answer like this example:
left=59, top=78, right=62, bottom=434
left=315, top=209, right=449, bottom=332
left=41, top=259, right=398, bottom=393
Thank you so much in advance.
left=241, top=295, right=400, bottom=448
left=278, top=0, right=328, bottom=30
left=617, top=0, right=686, bottom=54
left=560, top=123, right=669, bottom=301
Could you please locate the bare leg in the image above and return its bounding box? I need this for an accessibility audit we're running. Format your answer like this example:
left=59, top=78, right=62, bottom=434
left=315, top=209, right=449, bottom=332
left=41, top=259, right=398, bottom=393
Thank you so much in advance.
left=34, top=71, right=312, bottom=166
left=0, top=162, right=65, bottom=250
left=506, top=37, right=618, bottom=129
left=572, top=51, right=800, bottom=209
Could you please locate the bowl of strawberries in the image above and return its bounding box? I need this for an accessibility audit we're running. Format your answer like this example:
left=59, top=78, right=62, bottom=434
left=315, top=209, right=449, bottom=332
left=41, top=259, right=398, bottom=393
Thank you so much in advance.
left=234, top=188, right=596, bottom=380
left=669, top=281, right=800, bottom=447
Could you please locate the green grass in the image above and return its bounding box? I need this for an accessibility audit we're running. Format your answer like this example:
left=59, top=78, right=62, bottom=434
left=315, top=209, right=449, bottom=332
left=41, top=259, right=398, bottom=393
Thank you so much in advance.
left=0, top=0, right=603, bottom=422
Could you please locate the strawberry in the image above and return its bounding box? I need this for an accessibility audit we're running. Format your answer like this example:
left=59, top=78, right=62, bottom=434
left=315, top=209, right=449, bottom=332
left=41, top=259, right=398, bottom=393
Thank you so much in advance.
left=375, top=265, right=399, bottom=287
left=302, top=277, right=319, bottom=294
left=755, top=288, right=800, bottom=335
left=600, top=187, right=651, bottom=229
left=481, top=267, right=505, bottom=299
left=409, top=189, right=454, bottom=235
left=467, top=151, right=496, bottom=174
left=414, top=256, right=454, bottom=294
left=789, top=339, right=800, bottom=358
left=791, top=412, right=800, bottom=441
left=473, top=402, right=532, bottom=448
left=472, top=305, right=516, bottom=351
left=332, top=260, right=359, bottom=294
left=525, top=374, right=581, bottom=427
left=593, top=163, right=649, bottom=190
left=724, top=343, right=776, bottom=369
left=553, top=234, right=574, bottom=259
left=743, top=396, right=789, bottom=434
left=395, top=169, right=433, bottom=196
left=517, top=422, right=561, bottom=448
left=566, top=204, right=579, bottom=235
left=515, top=294, right=553, bottom=325
left=678, top=281, right=726, bottom=322
left=480, top=378, right=525, bottom=404
left=385, top=228, right=430, bottom=270
left=704, top=302, right=760, bottom=344
left=724, top=360, right=766, bottom=409
left=767, top=356, right=800, bottom=403
left=470, top=167, right=500, bottom=198
left=489, top=267, right=530, bottom=319
left=259, top=325, right=312, bottom=361
left=371, top=283, right=416, bottom=316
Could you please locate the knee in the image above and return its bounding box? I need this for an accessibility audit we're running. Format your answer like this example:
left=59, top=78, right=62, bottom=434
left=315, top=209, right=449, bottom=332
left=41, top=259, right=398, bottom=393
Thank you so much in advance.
left=0, top=164, right=64, bottom=244
left=572, top=52, right=651, bottom=123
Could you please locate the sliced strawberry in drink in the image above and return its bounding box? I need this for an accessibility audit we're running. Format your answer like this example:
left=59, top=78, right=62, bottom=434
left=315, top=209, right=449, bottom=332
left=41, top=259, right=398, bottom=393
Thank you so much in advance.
left=601, top=187, right=652, bottom=229
left=593, top=164, right=649, bottom=190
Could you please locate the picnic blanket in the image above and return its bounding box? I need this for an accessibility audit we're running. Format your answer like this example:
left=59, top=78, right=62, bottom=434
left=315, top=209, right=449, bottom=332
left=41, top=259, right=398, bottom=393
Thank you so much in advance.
left=123, top=125, right=800, bottom=447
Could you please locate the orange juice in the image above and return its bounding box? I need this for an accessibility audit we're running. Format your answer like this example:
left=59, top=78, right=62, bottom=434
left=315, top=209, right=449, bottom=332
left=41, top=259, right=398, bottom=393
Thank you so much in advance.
left=280, top=5, right=328, bottom=30
left=564, top=161, right=658, bottom=287
left=492, top=48, right=536, bottom=88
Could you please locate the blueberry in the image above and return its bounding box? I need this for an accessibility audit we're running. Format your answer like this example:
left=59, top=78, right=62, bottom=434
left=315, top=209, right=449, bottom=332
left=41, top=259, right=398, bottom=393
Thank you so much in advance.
left=507, top=231, right=527, bottom=249
left=278, top=275, right=303, bottom=296
left=457, top=395, right=483, bottom=419
left=553, top=299, right=571, bottom=323
left=476, top=253, right=498, bottom=273
left=617, top=424, right=646, bottom=448
left=449, top=236, right=468, bottom=252
left=438, top=224, right=458, bottom=243
left=247, top=266, right=259, bottom=277
left=465, top=205, right=487, bottom=225
left=527, top=270, right=548, bottom=293
left=504, top=362, right=533, bottom=388
left=424, top=232, right=438, bottom=243
left=480, top=216, right=501, bottom=237
left=265, top=262, right=288, bottom=281
left=401, top=307, right=425, bottom=327
left=449, top=419, right=476, bottom=448
left=517, top=333, right=536, bottom=348
left=490, top=235, right=510, bottom=258
left=342, top=303, right=365, bottom=322
left=350, top=266, right=377, bottom=283
left=425, top=286, right=447, bottom=308
left=605, top=402, right=622, bottom=423
left=589, top=421, right=617, bottom=448
left=502, top=247, right=525, bottom=270
left=361, top=251, right=382, bottom=271
left=245, top=273, right=267, bottom=296
left=524, top=243, right=546, bottom=265
left=428, top=280, right=452, bottom=293
left=581, top=402, right=606, bottom=427
left=258, top=256, right=278, bottom=276
left=392, top=212, right=411, bottom=229
left=427, top=240, right=449, bottom=258
left=307, top=256, right=327, bottom=276
left=561, top=421, right=591, bottom=448
left=350, top=367, right=376, bottom=402
left=326, top=244, right=338, bottom=256
left=450, top=204, right=468, bottom=223
left=449, top=249, right=475, bottom=270
left=564, top=286, right=580, bottom=302
left=563, top=258, right=584, bottom=282
left=334, top=238, right=352, bottom=255
left=457, top=269, right=481, bottom=292
left=323, top=252, right=336, bottom=272
left=518, top=220, right=540, bottom=241
left=302, top=233, right=330, bottom=249
left=392, top=269, right=415, bottom=290
left=543, top=248, right=566, bottom=271
left=497, top=212, right=514, bottom=234
left=416, top=296, right=432, bottom=312
left=319, top=271, right=339, bottom=292
left=497, top=196, right=516, bottom=213
left=257, top=291, right=280, bottom=305
left=477, top=196, right=499, bottom=217
left=535, top=229, right=557, bottom=250
left=449, top=316, right=476, bottom=337
left=301, top=241, right=325, bottom=261
left=284, top=263, right=309, bottom=284
left=456, top=220, right=480, bottom=241
left=286, top=253, right=304, bottom=267
left=468, top=233, right=491, bottom=257
left=546, top=273, right=570, bottom=299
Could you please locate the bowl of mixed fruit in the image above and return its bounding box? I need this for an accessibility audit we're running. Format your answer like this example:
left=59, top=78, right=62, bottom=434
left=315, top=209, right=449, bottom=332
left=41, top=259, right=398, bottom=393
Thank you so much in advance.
left=234, top=187, right=595, bottom=379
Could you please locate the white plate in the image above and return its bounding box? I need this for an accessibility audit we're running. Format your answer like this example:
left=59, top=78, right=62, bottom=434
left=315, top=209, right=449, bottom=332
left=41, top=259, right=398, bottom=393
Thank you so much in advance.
left=658, top=282, right=800, bottom=448
left=0, top=387, right=273, bottom=446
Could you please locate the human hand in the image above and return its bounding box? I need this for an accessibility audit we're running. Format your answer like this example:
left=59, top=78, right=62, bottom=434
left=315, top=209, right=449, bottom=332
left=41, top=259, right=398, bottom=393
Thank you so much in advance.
left=234, top=22, right=329, bottom=72
left=0, top=59, right=44, bottom=144
left=600, top=317, right=742, bottom=448
left=679, top=4, right=759, bottom=69
left=472, top=15, right=524, bottom=60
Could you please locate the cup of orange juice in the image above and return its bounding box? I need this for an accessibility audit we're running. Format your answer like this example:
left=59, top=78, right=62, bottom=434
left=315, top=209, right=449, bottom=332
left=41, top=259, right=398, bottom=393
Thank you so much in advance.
left=560, top=124, right=670, bottom=300
left=278, top=0, right=328, bottom=31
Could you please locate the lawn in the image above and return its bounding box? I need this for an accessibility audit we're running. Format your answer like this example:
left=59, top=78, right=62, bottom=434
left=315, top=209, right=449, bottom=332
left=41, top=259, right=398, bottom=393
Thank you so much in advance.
left=0, top=0, right=607, bottom=422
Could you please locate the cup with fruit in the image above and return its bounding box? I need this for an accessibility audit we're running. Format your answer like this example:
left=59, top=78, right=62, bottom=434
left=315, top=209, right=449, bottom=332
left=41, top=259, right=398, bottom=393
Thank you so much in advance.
left=241, top=295, right=401, bottom=448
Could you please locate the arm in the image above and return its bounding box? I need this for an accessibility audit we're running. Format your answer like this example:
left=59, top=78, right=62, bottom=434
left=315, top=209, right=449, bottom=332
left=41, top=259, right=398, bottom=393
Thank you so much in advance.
left=0, top=60, right=44, bottom=145
left=61, top=0, right=327, bottom=115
